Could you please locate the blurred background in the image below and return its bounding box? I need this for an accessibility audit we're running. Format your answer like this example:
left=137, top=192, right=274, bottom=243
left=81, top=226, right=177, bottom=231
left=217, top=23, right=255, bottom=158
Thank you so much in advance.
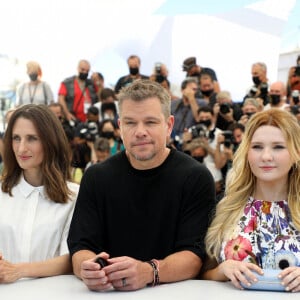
left=0, top=0, right=299, bottom=124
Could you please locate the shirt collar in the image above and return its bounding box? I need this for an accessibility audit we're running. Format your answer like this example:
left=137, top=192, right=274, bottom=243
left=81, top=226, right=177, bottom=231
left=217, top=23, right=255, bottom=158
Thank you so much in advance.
left=17, top=174, right=45, bottom=198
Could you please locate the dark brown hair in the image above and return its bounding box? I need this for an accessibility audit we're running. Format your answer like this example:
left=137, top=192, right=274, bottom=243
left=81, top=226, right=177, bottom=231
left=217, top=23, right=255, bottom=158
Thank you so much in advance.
left=1, top=104, right=73, bottom=203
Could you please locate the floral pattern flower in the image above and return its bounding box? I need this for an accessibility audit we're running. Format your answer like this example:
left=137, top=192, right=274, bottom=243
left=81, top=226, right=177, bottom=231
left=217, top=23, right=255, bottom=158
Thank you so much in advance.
left=220, top=197, right=300, bottom=268
left=224, top=236, right=252, bottom=261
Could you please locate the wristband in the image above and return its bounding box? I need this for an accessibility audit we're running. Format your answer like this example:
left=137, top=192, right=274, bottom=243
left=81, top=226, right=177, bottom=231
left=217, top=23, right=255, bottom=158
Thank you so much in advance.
left=146, top=259, right=160, bottom=286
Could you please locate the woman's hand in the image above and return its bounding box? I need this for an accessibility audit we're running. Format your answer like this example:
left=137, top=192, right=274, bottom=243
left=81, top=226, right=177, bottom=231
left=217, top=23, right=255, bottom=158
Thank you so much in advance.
left=218, top=260, right=263, bottom=289
left=279, top=266, right=300, bottom=292
left=0, top=259, right=21, bottom=283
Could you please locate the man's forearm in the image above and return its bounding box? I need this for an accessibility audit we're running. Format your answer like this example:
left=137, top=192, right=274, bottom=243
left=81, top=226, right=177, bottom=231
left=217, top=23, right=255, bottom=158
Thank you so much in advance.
left=158, top=250, right=202, bottom=283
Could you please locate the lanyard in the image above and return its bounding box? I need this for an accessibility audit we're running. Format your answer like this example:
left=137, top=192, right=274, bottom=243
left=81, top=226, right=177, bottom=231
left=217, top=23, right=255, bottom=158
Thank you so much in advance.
left=28, top=83, right=38, bottom=103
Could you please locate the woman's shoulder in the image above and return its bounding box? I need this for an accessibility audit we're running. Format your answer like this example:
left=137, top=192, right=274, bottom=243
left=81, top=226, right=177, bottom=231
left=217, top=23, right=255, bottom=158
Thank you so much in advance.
left=67, top=181, right=80, bottom=200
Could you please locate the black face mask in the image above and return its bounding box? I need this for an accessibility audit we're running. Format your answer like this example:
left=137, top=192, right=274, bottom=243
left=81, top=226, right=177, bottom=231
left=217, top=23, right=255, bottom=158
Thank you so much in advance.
left=192, top=156, right=204, bottom=163
left=101, top=131, right=114, bottom=139
left=201, top=89, right=214, bottom=97
left=199, top=119, right=212, bottom=128
left=190, top=72, right=201, bottom=77
left=269, top=94, right=281, bottom=105
left=245, top=112, right=255, bottom=118
left=252, top=76, right=261, bottom=86
left=29, top=73, right=38, bottom=81
left=79, top=72, right=88, bottom=80
left=129, top=67, right=139, bottom=76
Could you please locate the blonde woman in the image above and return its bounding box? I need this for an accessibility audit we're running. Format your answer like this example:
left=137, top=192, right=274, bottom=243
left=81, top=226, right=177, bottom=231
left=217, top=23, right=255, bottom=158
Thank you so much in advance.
left=202, top=109, right=300, bottom=292
left=16, top=61, right=54, bottom=105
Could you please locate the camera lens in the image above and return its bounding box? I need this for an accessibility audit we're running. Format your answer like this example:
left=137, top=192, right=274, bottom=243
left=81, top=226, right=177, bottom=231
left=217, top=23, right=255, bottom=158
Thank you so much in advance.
left=220, top=103, right=231, bottom=114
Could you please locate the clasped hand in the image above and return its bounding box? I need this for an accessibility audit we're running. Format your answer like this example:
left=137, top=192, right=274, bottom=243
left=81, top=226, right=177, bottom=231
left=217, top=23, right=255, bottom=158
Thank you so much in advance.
left=220, top=260, right=300, bottom=292
left=80, top=252, right=151, bottom=291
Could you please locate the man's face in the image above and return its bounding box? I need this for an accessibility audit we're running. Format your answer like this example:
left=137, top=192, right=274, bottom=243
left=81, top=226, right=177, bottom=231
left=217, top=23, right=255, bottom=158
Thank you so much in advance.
left=182, top=82, right=198, bottom=95
left=199, top=77, right=214, bottom=92
left=217, top=97, right=232, bottom=105
left=49, top=106, right=63, bottom=119
left=78, top=62, right=90, bottom=75
left=128, top=57, right=140, bottom=69
left=118, top=97, right=173, bottom=169
left=251, top=65, right=265, bottom=82
left=242, top=104, right=258, bottom=114
left=233, top=128, right=244, bottom=144
left=269, top=83, right=284, bottom=97
left=198, top=111, right=213, bottom=123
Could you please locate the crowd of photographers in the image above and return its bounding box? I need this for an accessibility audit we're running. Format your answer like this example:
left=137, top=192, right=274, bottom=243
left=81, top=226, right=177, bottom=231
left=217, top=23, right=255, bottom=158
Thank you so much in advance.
left=168, top=56, right=300, bottom=197
left=2, top=54, right=300, bottom=190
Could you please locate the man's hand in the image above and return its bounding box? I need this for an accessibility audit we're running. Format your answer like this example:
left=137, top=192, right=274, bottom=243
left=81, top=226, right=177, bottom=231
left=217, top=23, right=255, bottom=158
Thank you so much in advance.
left=80, top=253, right=112, bottom=291
left=104, top=256, right=152, bottom=291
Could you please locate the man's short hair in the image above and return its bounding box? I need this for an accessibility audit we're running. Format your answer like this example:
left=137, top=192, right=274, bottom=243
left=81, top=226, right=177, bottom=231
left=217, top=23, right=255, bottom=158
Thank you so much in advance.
left=88, top=106, right=99, bottom=115
left=216, top=91, right=232, bottom=101
left=181, top=77, right=198, bottom=90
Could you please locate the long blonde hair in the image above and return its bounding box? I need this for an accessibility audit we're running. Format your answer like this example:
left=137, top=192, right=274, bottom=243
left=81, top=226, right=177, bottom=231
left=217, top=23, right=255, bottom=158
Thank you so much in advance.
left=205, top=109, right=300, bottom=259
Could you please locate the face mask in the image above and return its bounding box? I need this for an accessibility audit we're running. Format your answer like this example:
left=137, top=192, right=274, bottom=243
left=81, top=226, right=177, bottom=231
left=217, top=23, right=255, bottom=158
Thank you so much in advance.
left=269, top=94, right=281, bottom=105
left=190, top=72, right=201, bottom=77
left=79, top=72, right=88, bottom=80
left=129, top=67, right=139, bottom=76
left=245, top=112, right=255, bottom=118
left=192, top=156, right=204, bottom=163
left=199, top=119, right=212, bottom=128
left=29, top=73, right=38, bottom=81
left=101, top=131, right=114, bottom=139
left=201, top=89, right=214, bottom=97
left=252, top=76, right=261, bottom=86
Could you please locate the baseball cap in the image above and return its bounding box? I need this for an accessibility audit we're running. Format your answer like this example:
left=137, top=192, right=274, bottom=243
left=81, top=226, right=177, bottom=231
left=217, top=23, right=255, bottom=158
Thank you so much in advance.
left=182, top=57, right=197, bottom=72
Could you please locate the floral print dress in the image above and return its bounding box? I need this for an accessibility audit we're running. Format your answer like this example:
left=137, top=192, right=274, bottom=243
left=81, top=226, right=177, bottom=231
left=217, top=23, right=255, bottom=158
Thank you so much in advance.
left=219, top=197, right=300, bottom=269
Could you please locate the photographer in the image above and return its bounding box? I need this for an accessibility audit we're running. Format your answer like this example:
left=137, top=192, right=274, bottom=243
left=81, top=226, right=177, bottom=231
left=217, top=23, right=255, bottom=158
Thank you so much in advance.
left=183, top=138, right=208, bottom=164
left=171, top=78, right=206, bottom=148
left=149, top=62, right=178, bottom=100
left=238, top=97, right=261, bottom=126
left=70, top=106, right=101, bottom=180
left=182, top=106, right=223, bottom=194
left=214, top=90, right=242, bottom=130
left=182, top=56, right=220, bottom=93
left=289, top=103, right=300, bottom=123
left=98, top=119, right=124, bottom=156
left=198, top=73, right=218, bottom=107
left=244, top=62, right=269, bottom=106
left=287, top=55, right=300, bottom=97
left=264, top=81, right=289, bottom=110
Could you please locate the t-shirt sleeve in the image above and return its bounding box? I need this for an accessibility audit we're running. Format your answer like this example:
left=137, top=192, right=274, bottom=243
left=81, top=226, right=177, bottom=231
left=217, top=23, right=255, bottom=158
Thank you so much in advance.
left=58, top=82, right=67, bottom=96
left=67, top=168, right=105, bottom=256
left=174, top=163, right=216, bottom=260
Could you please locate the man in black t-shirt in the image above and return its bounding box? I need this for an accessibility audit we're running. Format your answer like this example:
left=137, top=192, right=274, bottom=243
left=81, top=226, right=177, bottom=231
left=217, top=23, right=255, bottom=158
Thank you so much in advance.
left=68, top=80, right=215, bottom=292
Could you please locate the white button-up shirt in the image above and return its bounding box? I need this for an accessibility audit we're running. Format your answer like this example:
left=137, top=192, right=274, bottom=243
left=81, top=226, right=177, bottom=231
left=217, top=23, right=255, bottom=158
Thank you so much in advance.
left=0, top=175, right=79, bottom=263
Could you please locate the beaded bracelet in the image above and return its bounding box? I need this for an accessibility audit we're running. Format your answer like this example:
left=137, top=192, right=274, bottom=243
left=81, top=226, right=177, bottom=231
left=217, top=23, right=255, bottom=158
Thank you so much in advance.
left=146, top=259, right=160, bottom=286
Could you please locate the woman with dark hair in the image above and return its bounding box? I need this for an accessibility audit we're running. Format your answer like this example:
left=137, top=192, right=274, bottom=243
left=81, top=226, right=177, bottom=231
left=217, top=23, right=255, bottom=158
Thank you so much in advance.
left=99, top=119, right=124, bottom=155
left=0, top=104, right=79, bottom=283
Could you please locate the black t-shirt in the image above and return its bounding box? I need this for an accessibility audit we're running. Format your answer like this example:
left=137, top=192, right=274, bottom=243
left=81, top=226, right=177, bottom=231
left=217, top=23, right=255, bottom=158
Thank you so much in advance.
left=68, top=149, right=216, bottom=261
